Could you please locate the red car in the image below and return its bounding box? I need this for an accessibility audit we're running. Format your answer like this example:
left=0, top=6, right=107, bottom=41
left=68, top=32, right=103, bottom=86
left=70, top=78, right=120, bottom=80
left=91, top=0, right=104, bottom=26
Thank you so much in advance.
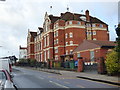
left=0, top=69, right=15, bottom=90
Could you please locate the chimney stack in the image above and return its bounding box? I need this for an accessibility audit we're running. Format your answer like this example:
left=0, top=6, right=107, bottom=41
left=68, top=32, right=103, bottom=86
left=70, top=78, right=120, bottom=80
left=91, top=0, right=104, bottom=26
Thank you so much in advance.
left=85, top=10, right=90, bottom=22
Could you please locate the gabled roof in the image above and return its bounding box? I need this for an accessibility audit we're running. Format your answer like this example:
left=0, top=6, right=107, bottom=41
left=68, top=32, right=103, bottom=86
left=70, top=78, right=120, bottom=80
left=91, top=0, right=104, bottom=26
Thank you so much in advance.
left=30, top=32, right=37, bottom=38
left=49, top=15, right=60, bottom=23
left=73, top=40, right=116, bottom=53
left=59, top=12, right=107, bottom=25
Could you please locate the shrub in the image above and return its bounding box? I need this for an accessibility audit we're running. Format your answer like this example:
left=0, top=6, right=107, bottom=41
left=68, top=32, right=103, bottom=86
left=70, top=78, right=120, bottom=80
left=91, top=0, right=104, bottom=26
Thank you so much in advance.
left=105, top=50, right=120, bottom=75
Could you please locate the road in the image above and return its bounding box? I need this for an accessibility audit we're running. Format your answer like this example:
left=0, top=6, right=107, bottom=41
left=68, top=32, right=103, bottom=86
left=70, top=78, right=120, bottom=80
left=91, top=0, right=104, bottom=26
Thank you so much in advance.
left=12, top=67, right=119, bottom=89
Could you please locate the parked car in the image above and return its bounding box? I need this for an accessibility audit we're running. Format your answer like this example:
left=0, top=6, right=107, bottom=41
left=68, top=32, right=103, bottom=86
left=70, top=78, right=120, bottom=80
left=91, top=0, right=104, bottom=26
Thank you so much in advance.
left=0, top=58, right=12, bottom=74
left=0, top=69, right=15, bottom=90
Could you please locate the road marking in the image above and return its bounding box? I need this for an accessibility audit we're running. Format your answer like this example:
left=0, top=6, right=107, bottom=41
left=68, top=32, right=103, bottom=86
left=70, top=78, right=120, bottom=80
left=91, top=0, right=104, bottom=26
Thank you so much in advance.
left=64, top=81, right=70, bottom=84
left=78, top=78, right=120, bottom=87
left=49, top=80, right=69, bottom=88
left=76, top=85, right=85, bottom=88
left=39, top=77, right=44, bottom=79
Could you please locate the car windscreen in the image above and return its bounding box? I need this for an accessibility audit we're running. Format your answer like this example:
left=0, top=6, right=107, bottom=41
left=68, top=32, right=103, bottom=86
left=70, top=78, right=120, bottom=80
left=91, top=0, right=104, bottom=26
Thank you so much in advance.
left=0, top=71, right=7, bottom=80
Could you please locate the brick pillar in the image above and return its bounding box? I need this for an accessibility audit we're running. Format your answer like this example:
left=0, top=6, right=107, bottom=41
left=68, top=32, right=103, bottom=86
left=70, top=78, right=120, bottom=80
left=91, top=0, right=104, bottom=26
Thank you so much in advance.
left=98, top=57, right=106, bottom=74
left=77, top=58, right=84, bottom=72
left=50, top=61, right=52, bottom=69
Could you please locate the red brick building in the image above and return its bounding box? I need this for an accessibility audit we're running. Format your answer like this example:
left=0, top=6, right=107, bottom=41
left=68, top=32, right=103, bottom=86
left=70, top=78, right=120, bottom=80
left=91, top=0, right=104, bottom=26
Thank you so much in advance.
left=27, top=10, right=110, bottom=65
left=27, top=30, right=37, bottom=59
left=73, top=40, right=116, bottom=61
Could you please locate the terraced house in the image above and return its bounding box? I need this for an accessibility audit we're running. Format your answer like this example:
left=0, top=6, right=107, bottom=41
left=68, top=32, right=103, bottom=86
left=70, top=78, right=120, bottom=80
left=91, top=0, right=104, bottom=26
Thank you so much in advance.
left=27, top=10, right=114, bottom=68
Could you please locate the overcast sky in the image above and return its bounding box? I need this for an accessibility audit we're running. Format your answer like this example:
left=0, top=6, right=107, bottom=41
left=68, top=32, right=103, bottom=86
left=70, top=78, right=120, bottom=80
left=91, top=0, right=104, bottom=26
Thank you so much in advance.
left=0, top=0, right=119, bottom=58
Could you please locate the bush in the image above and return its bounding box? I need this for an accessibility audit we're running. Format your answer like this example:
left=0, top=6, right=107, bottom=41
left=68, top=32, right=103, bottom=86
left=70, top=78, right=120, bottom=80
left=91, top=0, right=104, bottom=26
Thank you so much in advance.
left=105, top=50, right=120, bottom=75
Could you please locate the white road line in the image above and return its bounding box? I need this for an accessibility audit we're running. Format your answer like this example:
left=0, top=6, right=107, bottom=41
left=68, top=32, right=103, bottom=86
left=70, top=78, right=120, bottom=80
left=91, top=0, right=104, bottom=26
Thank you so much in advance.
left=39, top=77, right=44, bottom=79
left=49, top=80, right=69, bottom=88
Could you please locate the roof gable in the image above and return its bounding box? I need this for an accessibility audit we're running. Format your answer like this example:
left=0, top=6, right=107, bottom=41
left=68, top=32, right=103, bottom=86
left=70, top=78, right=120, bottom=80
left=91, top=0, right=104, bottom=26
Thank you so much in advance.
left=73, top=40, right=100, bottom=53
left=73, top=40, right=116, bottom=53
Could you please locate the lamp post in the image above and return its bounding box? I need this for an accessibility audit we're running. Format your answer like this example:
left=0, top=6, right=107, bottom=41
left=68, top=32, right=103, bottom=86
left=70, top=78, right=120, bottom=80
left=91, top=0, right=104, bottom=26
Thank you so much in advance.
left=115, top=24, right=120, bottom=59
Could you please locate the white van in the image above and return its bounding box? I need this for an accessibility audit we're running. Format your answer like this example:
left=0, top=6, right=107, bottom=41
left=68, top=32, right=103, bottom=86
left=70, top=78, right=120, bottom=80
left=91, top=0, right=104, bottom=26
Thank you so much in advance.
left=0, top=58, right=12, bottom=73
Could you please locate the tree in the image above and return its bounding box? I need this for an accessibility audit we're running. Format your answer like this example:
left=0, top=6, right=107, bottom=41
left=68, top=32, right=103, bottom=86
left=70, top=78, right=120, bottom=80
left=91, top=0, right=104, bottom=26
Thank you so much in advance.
left=105, top=49, right=120, bottom=75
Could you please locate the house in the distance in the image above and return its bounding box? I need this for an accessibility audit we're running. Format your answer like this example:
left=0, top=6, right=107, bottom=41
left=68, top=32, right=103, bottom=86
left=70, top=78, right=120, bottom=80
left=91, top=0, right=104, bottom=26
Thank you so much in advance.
left=19, top=46, right=27, bottom=59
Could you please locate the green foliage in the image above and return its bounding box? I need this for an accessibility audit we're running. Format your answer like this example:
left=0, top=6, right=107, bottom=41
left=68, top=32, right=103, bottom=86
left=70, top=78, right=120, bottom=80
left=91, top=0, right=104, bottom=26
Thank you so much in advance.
left=106, top=50, right=120, bottom=75
left=18, top=58, right=37, bottom=67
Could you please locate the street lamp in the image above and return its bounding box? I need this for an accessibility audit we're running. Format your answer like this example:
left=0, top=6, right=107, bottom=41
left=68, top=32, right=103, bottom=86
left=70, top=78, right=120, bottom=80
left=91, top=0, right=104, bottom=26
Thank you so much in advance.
left=115, top=24, right=120, bottom=39
left=115, top=24, right=120, bottom=59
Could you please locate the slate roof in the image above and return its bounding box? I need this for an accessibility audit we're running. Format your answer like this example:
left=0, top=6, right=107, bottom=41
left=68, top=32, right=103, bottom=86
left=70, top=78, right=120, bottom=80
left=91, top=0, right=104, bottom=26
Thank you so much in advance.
left=30, top=32, right=37, bottom=38
left=73, top=40, right=116, bottom=53
left=49, top=15, right=60, bottom=23
left=48, top=11, right=107, bottom=25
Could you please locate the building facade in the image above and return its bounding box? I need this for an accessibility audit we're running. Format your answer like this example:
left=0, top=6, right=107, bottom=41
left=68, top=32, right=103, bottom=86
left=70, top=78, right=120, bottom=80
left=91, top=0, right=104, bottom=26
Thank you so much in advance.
left=73, top=40, right=116, bottom=61
left=27, top=30, right=37, bottom=59
left=27, top=10, right=109, bottom=63
left=19, top=46, right=27, bottom=59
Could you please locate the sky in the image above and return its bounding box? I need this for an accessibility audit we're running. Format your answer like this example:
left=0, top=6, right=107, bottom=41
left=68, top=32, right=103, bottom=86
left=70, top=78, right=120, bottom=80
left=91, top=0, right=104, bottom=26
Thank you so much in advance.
left=0, top=0, right=119, bottom=58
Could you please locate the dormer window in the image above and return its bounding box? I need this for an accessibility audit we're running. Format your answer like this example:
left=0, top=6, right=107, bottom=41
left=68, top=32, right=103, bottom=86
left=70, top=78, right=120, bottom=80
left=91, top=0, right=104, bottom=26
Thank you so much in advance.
left=100, top=24, right=103, bottom=28
left=78, top=21, right=81, bottom=25
left=86, top=24, right=91, bottom=27
left=69, top=21, right=72, bottom=25
left=79, top=16, right=86, bottom=21
left=92, top=24, right=96, bottom=27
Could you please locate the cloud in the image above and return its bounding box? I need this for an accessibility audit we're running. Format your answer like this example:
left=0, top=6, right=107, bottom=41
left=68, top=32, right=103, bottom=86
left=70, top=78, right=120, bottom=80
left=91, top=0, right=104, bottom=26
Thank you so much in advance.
left=0, top=0, right=118, bottom=58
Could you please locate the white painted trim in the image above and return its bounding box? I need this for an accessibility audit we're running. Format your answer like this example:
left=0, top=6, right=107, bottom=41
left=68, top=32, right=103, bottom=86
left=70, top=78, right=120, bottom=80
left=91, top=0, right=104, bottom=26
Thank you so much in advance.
left=66, top=44, right=79, bottom=47
left=54, top=45, right=65, bottom=48
left=65, top=25, right=85, bottom=29
left=92, top=27, right=107, bottom=31
left=54, top=27, right=65, bottom=32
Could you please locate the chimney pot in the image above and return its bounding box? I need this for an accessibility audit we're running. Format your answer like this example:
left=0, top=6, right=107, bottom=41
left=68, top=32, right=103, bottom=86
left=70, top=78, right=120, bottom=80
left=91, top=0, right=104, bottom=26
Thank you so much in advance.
left=85, top=10, right=90, bottom=22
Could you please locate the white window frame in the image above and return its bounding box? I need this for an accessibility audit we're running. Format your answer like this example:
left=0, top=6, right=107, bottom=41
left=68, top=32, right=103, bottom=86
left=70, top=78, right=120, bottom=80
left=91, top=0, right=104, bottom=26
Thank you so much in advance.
left=78, top=21, right=81, bottom=25
left=56, top=39, right=58, bottom=44
left=66, top=42, right=68, bottom=46
left=48, top=50, right=50, bottom=59
left=47, top=35, right=49, bottom=46
left=100, top=24, right=103, bottom=28
left=44, top=51, right=46, bottom=62
left=54, top=32, right=56, bottom=37
left=44, top=36, right=46, bottom=47
left=69, top=32, right=73, bottom=38
left=93, top=38, right=97, bottom=40
left=66, top=50, right=68, bottom=55
left=56, top=31, right=58, bottom=37
left=77, top=53, right=81, bottom=58
left=65, top=33, right=68, bottom=38
left=92, top=24, right=96, bottom=27
left=70, top=50, right=73, bottom=54
left=55, top=47, right=58, bottom=53
left=55, top=55, right=58, bottom=60
left=69, top=21, right=72, bottom=25
left=70, top=41, right=73, bottom=45
left=93, top=31, right=96, bottom=35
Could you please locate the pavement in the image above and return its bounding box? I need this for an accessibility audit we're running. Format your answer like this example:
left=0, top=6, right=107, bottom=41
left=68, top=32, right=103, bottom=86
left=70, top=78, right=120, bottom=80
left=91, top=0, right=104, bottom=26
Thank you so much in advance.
left=19, top=67, right=120, bottom=86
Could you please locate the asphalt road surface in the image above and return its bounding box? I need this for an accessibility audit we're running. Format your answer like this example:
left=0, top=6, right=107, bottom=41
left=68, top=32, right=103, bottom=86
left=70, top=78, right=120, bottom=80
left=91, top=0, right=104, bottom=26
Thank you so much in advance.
left=12, top=67, right=119, bottom=89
